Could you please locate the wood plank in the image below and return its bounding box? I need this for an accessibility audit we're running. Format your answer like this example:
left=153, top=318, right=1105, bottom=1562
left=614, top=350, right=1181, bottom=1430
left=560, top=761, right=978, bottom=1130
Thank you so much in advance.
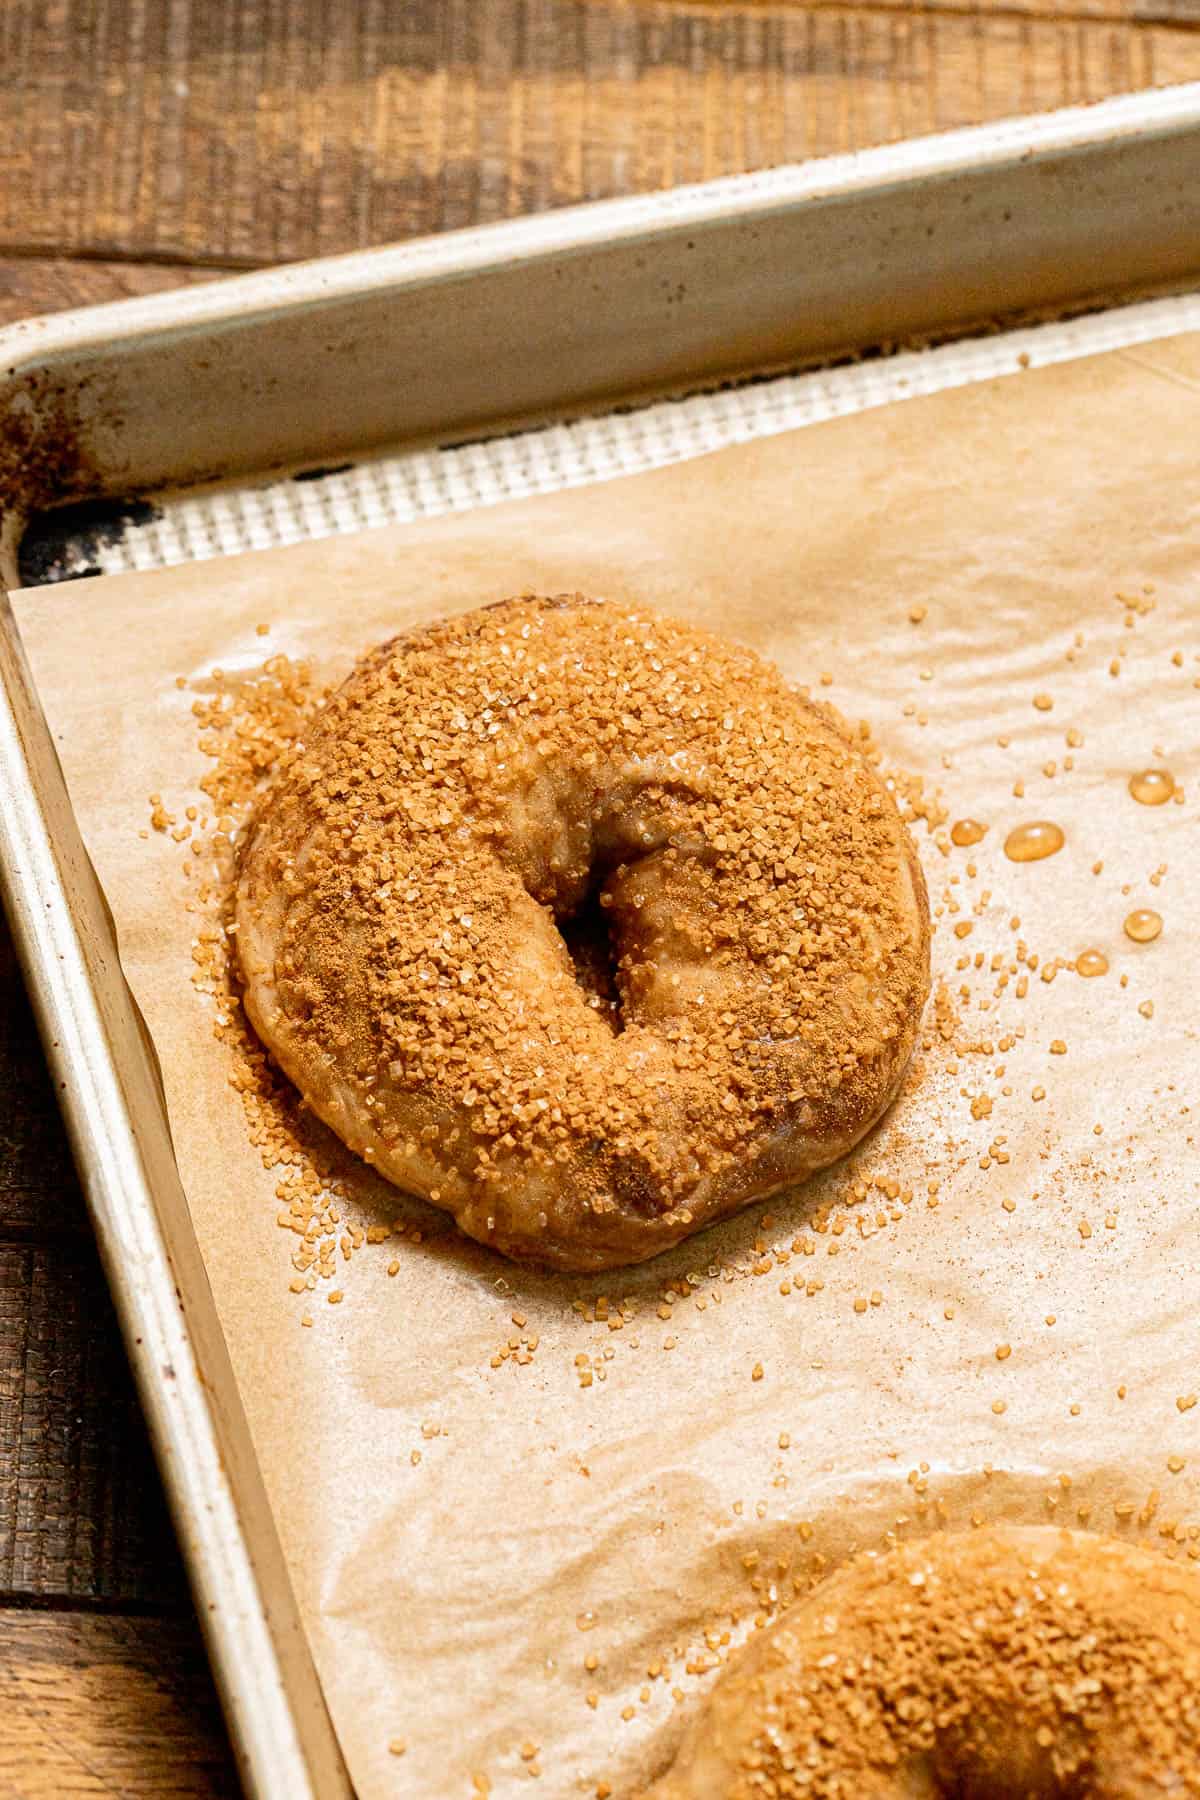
left=0, top=832, right=190, bottom=1610
left=0, top=1608, right=237, bottom=1799
left=0, top=1234, right=188, bottom=1605
left=0, top=932, right=80, bottom=1239
left=0, top=257, right=225, bottom=332
left=0, top=2, right=1196, bottom=267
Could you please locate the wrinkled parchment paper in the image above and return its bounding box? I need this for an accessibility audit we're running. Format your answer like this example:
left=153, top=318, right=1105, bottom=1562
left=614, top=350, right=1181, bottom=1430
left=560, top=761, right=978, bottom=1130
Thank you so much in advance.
left=13, top=337, right=1200, bottom=1798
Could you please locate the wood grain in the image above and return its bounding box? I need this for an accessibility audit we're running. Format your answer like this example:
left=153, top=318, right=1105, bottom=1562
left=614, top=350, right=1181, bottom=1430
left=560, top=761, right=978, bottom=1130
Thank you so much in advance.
left=0, top=931, right=186, bottom=1606
left=0, top=1239, right=187, bottom=1607
left=0, top=1, right=1196, bottom=267
left=0, top=935, right=78, bottom=1239
left=0, top=1609, right=237, bottom=1798
left=0, top=258, right=225, bottom=332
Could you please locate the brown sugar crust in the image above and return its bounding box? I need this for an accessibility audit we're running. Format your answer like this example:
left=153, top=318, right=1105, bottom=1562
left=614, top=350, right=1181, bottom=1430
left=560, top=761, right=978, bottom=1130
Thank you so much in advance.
left=234, top=595, right=930, bottom=1270
left=644, top=1526, right=1200, bottom=1799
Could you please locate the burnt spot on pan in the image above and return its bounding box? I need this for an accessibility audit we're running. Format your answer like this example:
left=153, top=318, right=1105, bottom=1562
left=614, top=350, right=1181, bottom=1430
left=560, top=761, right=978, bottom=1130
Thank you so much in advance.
left=0, top=364, right=122, bottom=584
left=17, top=495, right=160, bottom=587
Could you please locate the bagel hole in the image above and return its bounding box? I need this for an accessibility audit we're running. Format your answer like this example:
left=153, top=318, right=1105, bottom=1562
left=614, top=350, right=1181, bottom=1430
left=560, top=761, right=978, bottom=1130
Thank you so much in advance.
left=557, top=889, right=624, bottom=1035
left=936, top=1781, right=1075, bottom=1800
left=930, top=1751, right=1085, bottom=1799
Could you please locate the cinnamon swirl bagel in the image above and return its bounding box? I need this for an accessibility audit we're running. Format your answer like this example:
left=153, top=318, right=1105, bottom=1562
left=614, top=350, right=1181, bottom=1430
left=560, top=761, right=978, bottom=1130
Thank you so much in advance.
left=235, top=595, right=929, bottom=1270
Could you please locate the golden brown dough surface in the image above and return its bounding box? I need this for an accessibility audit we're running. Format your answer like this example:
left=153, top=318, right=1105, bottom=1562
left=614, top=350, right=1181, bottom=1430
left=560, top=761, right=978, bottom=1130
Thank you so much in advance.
left=644, top=1526, right=1200, bottom=1799
left=235, top=595, right=929, bottom=1269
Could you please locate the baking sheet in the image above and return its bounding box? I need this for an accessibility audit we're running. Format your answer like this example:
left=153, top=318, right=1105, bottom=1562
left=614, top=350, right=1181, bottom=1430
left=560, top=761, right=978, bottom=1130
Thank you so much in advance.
left=12, top=337, right=1200, bottom=1798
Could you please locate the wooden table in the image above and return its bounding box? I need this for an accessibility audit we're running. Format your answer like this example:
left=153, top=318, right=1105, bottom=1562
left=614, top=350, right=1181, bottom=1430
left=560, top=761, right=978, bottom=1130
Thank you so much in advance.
left=2, top=3, right=1198, bottom=1792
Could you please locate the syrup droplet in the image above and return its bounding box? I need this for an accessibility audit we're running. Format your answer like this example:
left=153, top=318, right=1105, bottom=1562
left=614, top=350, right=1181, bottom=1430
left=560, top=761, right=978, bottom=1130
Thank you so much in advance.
left=950, top=819, right=987, bottom=848
left=1128, top=768, right=1175, bottom=806
left=1003, top=821, right=1065, bottom=863
left=1123, top=908, right=1162, bottom=943
left=1076, top=949, right=1109, bottom=977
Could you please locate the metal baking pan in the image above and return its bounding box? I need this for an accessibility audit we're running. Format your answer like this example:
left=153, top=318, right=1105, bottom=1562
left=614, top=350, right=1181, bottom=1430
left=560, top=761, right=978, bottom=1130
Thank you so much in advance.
left=2, top=83, right=1200, bottom=1798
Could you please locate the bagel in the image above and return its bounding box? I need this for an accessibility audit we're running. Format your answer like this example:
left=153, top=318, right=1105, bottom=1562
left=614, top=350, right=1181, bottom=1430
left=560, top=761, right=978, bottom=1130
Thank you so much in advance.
left=645, top=1526, right=1200, bottom=1798
left=235, top=595, right=929, bottom=1270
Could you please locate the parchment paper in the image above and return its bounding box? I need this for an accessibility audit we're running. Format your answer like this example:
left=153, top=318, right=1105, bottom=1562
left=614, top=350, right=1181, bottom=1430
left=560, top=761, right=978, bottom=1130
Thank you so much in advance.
left=13, top=337, right=1200, bottom=1799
